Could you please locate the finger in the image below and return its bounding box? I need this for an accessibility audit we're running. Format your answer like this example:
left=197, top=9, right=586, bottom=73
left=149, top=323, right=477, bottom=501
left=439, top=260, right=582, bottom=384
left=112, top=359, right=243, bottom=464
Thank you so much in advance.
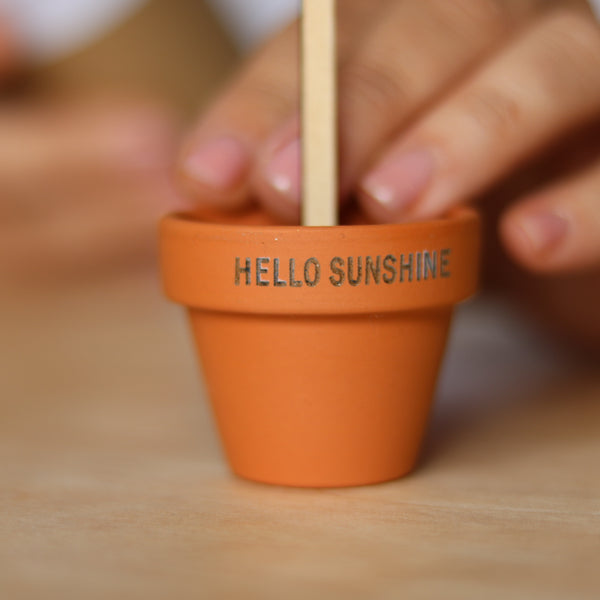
left=0, top=99, right=176, bottom=174
left=179, top=1, right=388, bottom=212
left=0, top=100, right=182, bottom=225
left=178, top=22, right=299, bottom=210
left=0, top=99, right=183, bottom=279
left=500, top=158, right=600, bottom=273
left=359, top=7, right=600, bottom=222
left=255, top=0, right=553, bottom=221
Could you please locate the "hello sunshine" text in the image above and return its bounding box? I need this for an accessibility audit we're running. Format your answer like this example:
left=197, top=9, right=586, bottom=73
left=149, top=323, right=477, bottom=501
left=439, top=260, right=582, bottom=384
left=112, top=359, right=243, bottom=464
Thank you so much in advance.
left=234, top=250, right=451, bottom=288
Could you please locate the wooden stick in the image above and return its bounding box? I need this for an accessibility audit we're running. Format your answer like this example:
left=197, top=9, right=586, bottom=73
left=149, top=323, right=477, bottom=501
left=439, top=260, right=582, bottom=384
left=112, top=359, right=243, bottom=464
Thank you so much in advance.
left=301, top=0, right=338, bottom=227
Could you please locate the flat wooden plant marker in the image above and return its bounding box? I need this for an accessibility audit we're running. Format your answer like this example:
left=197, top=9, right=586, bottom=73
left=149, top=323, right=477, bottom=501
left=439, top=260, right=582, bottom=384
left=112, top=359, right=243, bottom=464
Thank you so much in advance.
left=302, top=0, right=338, bottom=227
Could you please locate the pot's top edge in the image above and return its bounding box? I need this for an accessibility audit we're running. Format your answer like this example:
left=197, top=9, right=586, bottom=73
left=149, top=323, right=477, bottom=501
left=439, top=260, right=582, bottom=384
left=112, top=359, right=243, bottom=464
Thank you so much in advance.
left=161, top=207, right=478, bottom=239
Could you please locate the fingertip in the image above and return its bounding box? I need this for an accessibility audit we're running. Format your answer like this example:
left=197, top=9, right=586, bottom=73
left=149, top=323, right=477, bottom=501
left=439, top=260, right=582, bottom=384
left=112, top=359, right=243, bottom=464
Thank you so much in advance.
left=357, top=149, right=436, bottom=224
left=251, top=169, right=301, bottom=224
left=253, top=125, right=302, bottom=224
left=357, top=185, right=401, bottom=224
left=500, top=210, right=536, bottom=269
left=500, top=207, right=570, bottom=273
left=178, top=136, right=253, bottom=210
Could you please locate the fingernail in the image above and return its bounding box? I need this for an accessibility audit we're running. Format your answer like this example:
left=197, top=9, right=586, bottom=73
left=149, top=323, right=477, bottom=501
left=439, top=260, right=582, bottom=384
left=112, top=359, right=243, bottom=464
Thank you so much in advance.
left=362, top=150, right=435, bottom=215
left=184, top=137, right=250, bottom=190
left=516, top=211, right=569, bottom=254
left=264, top=138, right=301, bottom=204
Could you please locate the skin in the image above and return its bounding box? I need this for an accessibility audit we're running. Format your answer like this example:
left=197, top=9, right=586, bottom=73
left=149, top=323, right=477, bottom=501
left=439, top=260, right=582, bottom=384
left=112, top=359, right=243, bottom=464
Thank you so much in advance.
left=0, top=21, right=182, bottom=280
left=179, top=0, right=600, bottom=350
left=0, top=98, right=182, bottom=280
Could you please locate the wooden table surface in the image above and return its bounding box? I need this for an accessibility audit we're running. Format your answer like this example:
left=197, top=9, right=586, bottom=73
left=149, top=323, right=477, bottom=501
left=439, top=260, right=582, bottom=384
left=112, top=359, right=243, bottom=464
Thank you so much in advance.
left=1, top=270, right=599, bottom=599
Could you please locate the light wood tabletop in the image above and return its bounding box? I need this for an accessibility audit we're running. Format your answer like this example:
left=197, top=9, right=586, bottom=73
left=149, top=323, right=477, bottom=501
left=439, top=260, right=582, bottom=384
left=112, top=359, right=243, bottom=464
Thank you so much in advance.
left=1, top=270, right=599, bottom=600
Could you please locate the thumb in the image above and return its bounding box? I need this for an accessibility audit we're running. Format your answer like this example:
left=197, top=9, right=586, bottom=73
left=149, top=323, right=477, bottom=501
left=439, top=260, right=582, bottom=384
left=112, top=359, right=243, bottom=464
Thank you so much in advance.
left=178, top=21, right=300, bottom=210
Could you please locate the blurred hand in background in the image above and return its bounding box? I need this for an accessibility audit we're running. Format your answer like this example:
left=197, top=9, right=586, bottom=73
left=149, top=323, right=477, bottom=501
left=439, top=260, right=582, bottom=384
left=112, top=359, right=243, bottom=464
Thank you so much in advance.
left=0, top=97, right=181, bottom=280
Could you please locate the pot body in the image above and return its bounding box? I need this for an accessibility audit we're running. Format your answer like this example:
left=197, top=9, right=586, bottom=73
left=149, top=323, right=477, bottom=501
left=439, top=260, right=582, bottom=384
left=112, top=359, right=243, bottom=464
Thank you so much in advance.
left=160, top=208, right=480, bottom=487
left=190, top=307, right=452, bottom=487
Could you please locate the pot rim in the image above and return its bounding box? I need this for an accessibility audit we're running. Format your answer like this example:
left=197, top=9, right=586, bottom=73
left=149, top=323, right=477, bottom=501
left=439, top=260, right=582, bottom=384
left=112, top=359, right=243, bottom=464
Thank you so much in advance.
left=164, top=205, right=475, bottom=235
left=160, top=208, right=481, bottom=315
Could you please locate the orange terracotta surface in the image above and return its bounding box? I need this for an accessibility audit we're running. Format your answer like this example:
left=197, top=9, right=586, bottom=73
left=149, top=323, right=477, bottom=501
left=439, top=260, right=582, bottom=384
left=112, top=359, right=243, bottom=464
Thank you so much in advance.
left=160, top=208, right=481, bottom=487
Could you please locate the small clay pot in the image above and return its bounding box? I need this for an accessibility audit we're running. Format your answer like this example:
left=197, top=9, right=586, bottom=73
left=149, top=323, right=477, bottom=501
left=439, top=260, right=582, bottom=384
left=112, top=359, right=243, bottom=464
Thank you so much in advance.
left=160, top=208, right=480, bottom=488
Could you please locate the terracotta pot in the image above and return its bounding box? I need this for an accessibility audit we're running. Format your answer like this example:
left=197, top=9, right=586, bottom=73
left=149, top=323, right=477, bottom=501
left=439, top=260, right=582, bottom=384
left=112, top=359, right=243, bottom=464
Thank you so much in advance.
left=160, top=208, right=480, bottom=488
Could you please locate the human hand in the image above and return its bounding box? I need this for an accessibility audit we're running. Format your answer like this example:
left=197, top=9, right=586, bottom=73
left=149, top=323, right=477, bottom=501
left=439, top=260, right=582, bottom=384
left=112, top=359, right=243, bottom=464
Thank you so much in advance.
left=1, top=98, right=184, bottom=281
left=179, top=0, right=600, bottom=348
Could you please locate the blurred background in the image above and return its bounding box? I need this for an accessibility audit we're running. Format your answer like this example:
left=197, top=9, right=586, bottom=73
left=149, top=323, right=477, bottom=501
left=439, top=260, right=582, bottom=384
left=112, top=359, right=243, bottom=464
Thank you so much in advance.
left=1, top=1, right=598, bottom=598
